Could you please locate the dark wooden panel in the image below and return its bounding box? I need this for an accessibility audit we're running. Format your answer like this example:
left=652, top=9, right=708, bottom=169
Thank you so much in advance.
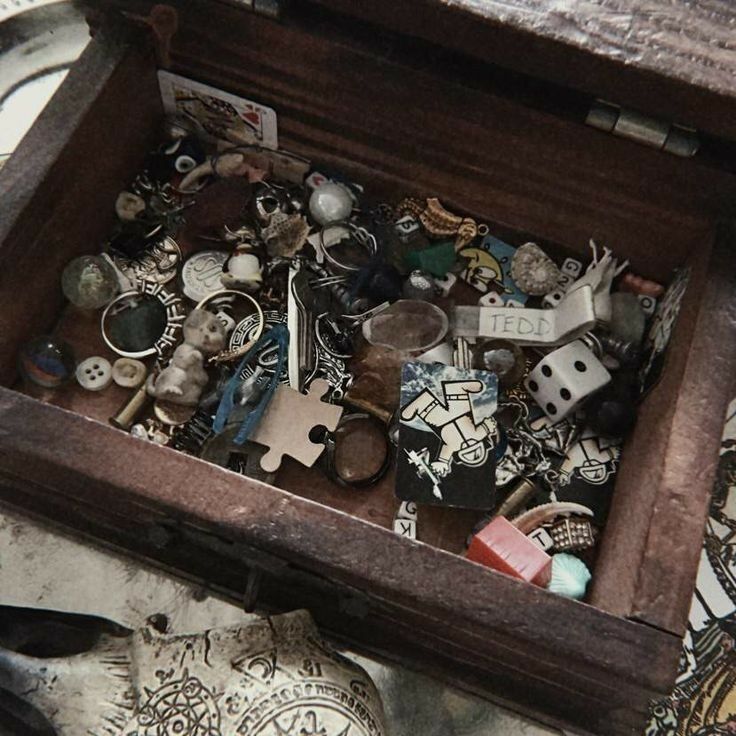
left=0, top=29, right=162, bottom=385
left=0, top=391, right=680, bottom=700
left=590, top=223, right=736, bottom=632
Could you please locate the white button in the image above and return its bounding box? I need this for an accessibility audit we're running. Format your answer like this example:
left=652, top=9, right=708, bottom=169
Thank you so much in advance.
left=76, top=357, right=113, bottom=391
left=112, top=358, right=147, bottom=388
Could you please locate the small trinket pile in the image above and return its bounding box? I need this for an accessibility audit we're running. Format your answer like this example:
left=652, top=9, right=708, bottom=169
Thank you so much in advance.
left=19, top=76, right=683, bottom=603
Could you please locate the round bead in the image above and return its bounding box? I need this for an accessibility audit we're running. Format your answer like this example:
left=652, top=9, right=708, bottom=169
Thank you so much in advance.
left=61, top=255, right=119, bottom=310
left=308, top=182, right=353, bottom=225
left=76, top=356, right=113, bottom=391
left=18, top=335, right=76, bottom=388
left=112, top=357, right=147, bottom=388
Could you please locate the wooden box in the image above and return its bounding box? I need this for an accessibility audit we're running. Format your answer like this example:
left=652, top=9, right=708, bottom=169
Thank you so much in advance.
left=1, top=1, right=735, bottom=733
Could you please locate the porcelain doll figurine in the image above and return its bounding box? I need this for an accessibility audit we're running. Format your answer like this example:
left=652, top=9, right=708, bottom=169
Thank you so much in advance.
left=147, top=308, right=227, bottom=405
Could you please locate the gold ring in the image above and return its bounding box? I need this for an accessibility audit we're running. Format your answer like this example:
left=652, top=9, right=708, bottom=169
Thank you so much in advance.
left=195, top=289, right=265, bottom=363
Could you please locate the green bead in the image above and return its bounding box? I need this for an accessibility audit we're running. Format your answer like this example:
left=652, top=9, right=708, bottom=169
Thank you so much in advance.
left=405, top=241, right=456, bottom=278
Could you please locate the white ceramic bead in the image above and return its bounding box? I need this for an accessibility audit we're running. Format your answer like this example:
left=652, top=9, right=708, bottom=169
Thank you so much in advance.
left=112, top=358, right=147, bottom=388
left=308, top=182, right=353, bottom=225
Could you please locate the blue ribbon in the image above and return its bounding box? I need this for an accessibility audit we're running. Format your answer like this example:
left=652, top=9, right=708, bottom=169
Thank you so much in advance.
left=213, top=324, right=290, bottom=445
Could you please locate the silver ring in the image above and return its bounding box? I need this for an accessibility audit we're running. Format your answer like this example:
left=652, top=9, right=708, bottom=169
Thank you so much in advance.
left=101, top=282, right=185, bottom=359
left=319, top=221, right=377, bottom=273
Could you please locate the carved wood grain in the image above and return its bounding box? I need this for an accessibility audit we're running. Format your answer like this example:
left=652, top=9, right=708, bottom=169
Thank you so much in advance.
left=300, top=0, right=736, bottom=141
left=590, top=223, right=736, bottom=632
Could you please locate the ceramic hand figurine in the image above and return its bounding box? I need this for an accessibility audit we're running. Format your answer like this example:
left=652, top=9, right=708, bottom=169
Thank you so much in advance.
left=147, top=309, right=227, bottom=405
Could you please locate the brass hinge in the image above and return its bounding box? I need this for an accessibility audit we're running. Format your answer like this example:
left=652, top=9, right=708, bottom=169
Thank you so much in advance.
left=217, top=0, right=283, bottom=19
left=586, top=99, right=699, bottom=158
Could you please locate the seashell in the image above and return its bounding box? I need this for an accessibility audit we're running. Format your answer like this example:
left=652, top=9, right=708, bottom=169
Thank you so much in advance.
left=547, top=553, right=591, bottom=599
left=262, top=212, right=309, bottom=257
left=510, top=501, right=593, bottom=535
left=394, top=196, right=425, bottom=220
left=510, top=242, right=561, bottom=296
left=454, top=218, right=478, bottom=250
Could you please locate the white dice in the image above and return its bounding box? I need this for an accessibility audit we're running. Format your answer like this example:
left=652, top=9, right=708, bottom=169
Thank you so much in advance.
left=524, top=340, right=611, bottom=420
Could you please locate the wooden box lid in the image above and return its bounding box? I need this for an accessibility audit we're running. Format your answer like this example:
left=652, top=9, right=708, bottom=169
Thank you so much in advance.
left=303, top=0, right=736, bottom=140
left=93, top=0, right=736, bottom=142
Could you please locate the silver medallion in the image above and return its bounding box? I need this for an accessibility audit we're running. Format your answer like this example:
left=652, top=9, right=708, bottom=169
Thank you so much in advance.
left=230, top=310, right=350, bottom=397
left=231, top=310, right=289, bottom=383
left=113, top=236, right=182, bottom=286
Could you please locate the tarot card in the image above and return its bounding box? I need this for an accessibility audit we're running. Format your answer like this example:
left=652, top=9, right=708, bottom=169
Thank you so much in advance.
left=458, top=235, right=529, bottom=306
left=158, top=71, right=278, bottom=150
left=396, top=362, right=498, bottom=509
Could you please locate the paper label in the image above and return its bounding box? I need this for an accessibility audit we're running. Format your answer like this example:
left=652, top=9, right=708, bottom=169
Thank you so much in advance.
left=474, top=285, right=596, bottom=345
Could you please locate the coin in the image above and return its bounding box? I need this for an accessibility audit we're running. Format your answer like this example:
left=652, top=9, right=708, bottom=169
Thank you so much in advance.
left=181, top=250, right=228, bottom=302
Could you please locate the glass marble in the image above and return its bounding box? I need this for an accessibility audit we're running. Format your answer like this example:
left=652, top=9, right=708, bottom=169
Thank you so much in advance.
left=61, top=255, right=119, bottom=310
left=18, top=335, right=76, bottom=388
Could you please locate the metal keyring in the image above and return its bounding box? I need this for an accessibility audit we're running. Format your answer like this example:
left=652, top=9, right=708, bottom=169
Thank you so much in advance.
left=196, top=289, right=265, bottom=364
left=319, top=221, right=377, bottom=273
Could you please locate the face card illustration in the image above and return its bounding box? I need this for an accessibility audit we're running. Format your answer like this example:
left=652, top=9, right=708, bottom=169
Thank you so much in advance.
left=639, top=266, right=690, bottom=393
left=159, top=71, right=279, bottom=150
left=458, top=235, right=529, bottom=306
left=396, top=362, right=498, bottom=509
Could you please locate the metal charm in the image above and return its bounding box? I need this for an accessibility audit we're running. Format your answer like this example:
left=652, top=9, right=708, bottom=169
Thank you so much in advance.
left=113, top=235, right=183, bottom=286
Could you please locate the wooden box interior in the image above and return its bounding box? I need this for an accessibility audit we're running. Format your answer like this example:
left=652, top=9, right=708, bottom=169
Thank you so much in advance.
left=1, top=5, right=735, bottom=734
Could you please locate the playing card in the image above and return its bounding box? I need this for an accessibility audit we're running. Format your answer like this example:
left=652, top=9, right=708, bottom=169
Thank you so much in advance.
left=553, top=427, right=621, bottom=523
left=639, top=266, right=690, bottom=393
left=158, top=71, right=278, bottom=150
left=396, top=362, right=498, bottom=509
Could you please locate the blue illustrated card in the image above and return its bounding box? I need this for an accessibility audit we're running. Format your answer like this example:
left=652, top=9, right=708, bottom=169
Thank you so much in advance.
left=458, top=235, right=529, bottom=306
